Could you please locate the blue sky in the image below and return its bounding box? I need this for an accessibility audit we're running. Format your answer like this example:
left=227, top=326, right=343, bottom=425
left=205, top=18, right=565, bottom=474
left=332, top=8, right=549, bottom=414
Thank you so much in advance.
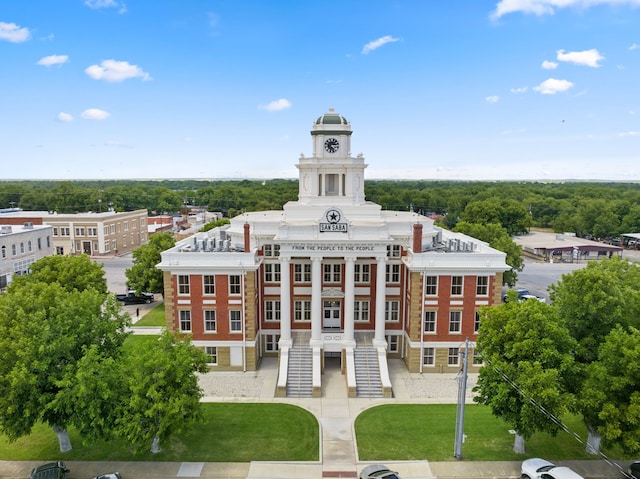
left=1, top=0, right=639, bottom=181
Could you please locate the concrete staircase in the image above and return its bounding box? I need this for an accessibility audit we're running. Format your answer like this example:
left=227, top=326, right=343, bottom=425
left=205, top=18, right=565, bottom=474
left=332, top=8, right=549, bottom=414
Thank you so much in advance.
left=354, top=346, right=383, bottom=398
left=286, top=334, right=313, bottom=397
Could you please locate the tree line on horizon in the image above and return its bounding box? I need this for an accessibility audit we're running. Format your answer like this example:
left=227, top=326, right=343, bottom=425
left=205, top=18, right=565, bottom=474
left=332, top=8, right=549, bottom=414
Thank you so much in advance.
left=1, top=179, right=640, bottom=238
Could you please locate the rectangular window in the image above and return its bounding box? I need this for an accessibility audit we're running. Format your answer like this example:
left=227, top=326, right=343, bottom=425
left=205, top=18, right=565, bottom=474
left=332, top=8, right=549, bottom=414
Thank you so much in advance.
left=52, top=227, right=58, bottom=236
left=354, top=300, right=370, bottom=322
left=326, top=173, right=339, bottom=195
left=385, top=300, right=399, bottom=322
left=386, top=264, right=400, bottom=284
left=229, top=310, right=242, bottom=332
left=424, top=311, right=436, bottom=333
left=203, top=275, right=215, bottom=295
left=449, top=311, right=462, bottom=333
left=265, top=334, right=280, bottom=352
left=423, top=347, right=435, bottom=366
left=323, top=263, right=341, bottom=283
left=75, top=227, right=85, bottom=236
left=88, top=227, right=97, bottom=236
left=476, top=276, right=489, bottom=296
left=354, top=263, right=370, bottom=283
left=61, top=227, right=70, bottom=236
left=387, top=244, right=401, bottom=258
left=179, top=310, right=192, bottom=332
left=386, top=335, right=399, bottom=353
left=229, top=275, right=241, bottom=295
left=123, top=222, right=128, bottom=231
left=204, top=310, right=216, bottom=332
left=451, top=276, right=463, bottom=296
left=294, top=300, right=312, bottom=321
left=178, top=275, right=190, bottom=295
left=205, top=346, right=217, bottom=364
left=474, top=311, right=481, bottom=333
left=473, top=349, right=483, bottom=366
left=294, top=263, right=312, bottom=283
left=264, top=244, right=280, bottom=257
left=265, top=300, right=281, bottom=321
left=448, top=347, right=460, bottom=366
left=264, top=263, right=281, bottom=283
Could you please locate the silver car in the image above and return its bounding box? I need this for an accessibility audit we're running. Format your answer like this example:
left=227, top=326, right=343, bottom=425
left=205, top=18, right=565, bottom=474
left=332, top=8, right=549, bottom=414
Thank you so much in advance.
left=521, top=458, right=584, bottom=479
left=359, top=464, right=401, bottom=479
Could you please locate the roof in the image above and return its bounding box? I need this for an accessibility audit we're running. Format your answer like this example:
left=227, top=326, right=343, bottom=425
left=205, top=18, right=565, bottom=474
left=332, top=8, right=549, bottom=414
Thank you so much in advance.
left=513, top=231, right=622, bottom=254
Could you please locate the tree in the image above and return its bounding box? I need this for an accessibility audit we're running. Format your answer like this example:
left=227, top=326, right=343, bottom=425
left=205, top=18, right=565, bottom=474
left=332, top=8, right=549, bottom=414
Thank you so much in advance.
left=460, top=198, right=533, bottom=236
left=549, top=256, right=640, bottom=364
left=26, top=254, right=108, bottom=294
left=0, top=281, right=130, bottom=452
left=579, top=326, right=640, bottom=455
left=115, top=331, right=209, bottom=453
left=549, top=257, right=640, bottom=453
left=125, top=232, right=175, bottom=294
left=453, top=221, right=524, bottom=286
left=474, top=299, right=577, bottom=453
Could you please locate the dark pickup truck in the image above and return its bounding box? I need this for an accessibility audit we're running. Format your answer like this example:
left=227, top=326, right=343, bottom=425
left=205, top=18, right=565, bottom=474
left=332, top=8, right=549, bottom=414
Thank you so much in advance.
left=116, top=292, right=155, bottom=305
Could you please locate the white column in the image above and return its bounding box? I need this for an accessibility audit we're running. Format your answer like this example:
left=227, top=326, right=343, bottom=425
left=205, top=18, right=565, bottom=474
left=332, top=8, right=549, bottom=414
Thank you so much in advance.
left=344, top=257, right=355, bottom=345
left=278, top=256, right=292, bottom=348
left=311, top=256, right=323, bottom=344
left=374, top=256, right=387, bottom=346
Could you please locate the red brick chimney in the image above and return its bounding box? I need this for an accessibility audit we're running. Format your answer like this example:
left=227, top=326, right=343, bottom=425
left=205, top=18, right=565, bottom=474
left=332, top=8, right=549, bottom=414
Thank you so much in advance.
left=244, top=223, right=250, bottom=252
left=413, top=223, right=423, bottom=252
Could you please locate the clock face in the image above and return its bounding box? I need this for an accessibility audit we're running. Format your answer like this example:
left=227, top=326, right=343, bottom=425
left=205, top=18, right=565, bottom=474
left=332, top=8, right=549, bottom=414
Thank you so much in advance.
left=324, top=138, right=339, bottom=153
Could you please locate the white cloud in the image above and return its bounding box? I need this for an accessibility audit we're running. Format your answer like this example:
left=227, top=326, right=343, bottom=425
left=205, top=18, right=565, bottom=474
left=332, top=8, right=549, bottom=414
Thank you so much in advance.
left=542, top=60, right=558, bottom=69
left=85, top=60, right=151, bottom=82
left=260, top=98, right=292, bottom=112
left=81, top=109, right=110, bottom=120
left=57, top=112, right=73, bottom=122
left=619, top=131, right=640, bottom=137
left=491, top=0, right=640, bottom=19
left=85, top=0, right=127, bottom=13
left=104, top=139, right=133, bottom=148
left=485, top=95, right=500, bottom=103
left=37, top=55, right=69, bottom=67
left=362, top=35, right=400, bottom=55
left=533, top=78, right=574, bottom=94
left=510, top=86, right=528, bottom=93
left=630, top=43, right=640, bottom=50
left=557, top=49, right=604, bottom=67
left=0, top=22, right=31, bottom=43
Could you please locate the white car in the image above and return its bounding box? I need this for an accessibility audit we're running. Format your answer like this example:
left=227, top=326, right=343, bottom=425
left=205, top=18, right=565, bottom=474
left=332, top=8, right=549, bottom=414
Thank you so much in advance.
left=521, top=458, right=584, bottom=479
left=359, top=464, right=401, bottom=479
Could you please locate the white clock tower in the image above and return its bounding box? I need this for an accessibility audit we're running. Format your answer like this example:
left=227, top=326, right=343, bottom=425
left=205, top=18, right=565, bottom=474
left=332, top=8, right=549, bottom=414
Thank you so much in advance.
left=295, top=108, right=367, bottom=205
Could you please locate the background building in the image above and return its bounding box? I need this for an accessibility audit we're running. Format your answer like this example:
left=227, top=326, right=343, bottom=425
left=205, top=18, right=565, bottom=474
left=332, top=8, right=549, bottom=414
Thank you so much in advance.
left=0, top=209, right=148, bottom=257
left=0, top=222, right=54, bottom=291
left=158, top=108, right=509, bottom=398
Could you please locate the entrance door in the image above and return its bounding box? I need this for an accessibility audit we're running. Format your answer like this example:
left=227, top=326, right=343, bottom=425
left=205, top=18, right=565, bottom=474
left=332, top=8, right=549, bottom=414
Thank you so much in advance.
left=323, top=300, right=341, bottom=329
left=83, top=241, right=92, bottom=255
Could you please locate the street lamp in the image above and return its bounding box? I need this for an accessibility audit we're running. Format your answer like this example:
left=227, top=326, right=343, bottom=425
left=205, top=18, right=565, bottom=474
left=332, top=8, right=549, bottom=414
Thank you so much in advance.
left=454, top=337, right=470, bottom=460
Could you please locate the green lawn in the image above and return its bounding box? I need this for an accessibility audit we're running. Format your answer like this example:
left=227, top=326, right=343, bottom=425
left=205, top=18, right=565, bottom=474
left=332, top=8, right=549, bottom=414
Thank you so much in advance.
left=133, top=302, right=165, bottom=326
left=355, top=404, right=622, bottom=461
left=0, top=403, right=318, bottom=462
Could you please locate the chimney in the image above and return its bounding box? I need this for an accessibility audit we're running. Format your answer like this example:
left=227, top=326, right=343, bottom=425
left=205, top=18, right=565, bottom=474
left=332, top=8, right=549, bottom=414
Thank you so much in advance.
left=412, top=223, right=423, bottom=253
left=244, top=223, right=250, bottom=252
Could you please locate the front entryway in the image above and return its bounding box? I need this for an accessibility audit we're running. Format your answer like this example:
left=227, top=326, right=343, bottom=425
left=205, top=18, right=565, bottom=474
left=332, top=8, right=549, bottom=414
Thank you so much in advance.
left=323, top=300, right=341, bottom=329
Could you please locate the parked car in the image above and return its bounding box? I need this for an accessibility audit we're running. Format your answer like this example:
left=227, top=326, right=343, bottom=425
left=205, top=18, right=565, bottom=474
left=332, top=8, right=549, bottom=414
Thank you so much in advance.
left=628, top=460, right=640, bottom=479
left=92, top=473, right=122, bottom=479
left=503, top=288, right=545, bottom=303
left=29, top=462, right=69, bottom=479
left=359, top=464, right=401, bottom=479
left=116, top=292, right=154, bottom=305
left=521, top=458, right=584, bottom=479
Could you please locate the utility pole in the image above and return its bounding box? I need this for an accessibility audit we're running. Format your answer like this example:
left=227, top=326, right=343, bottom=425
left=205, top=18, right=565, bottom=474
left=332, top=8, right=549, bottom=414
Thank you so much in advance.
left=454, top=337, right=470, bottom=460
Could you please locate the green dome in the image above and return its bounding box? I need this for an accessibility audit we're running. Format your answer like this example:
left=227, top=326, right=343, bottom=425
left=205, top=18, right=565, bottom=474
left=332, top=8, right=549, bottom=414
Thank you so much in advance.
left=315, top=108, right=349, bottom=126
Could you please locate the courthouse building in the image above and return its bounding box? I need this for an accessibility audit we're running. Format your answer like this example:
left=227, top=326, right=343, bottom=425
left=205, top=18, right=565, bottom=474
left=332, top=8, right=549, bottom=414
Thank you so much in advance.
left=158, top=108, right=509, bottom=398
